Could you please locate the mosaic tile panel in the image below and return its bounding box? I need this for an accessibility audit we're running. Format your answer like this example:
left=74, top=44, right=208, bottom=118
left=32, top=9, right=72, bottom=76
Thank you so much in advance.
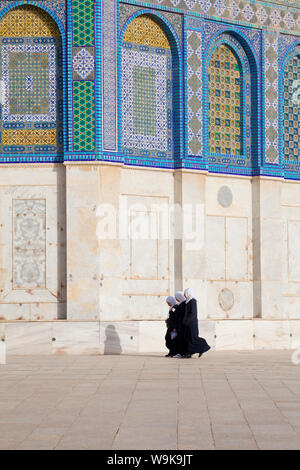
left=72, top=47, right=95, bottom=80
left=72, top=0, right=94, bottom=47
left=205, top=33, right=253, bottom=169
left=124, top=15, right=170, bottom=48
left=203, top=19, right=261, bottom=63
left=0, top=6, right=63, bottom=155
left=133, top=66, right=156, bottom=135
left=187, top=29, right=202, bottom=156
left=122, top=17, right=172, bottom=159
left=264, top=33, right=279, bottom=164
left=2, top=44, right=56, bottom=122
left=136, top=0, right=300, bottom=34
left=73, top=81, right=95, bottom=152
left=0, top=4, right=60, bottom=37
left=72, top=0, right=95, bottom=153
left=13, top=199, right=46, bottom=289
left=2, top=129, right=56, bottom=146
left=119, top=2, right=182, bottom=45
left=208, top=44, right=243, bottom=156
left=283, top=54, right=300, bottom=162
left=102, top=0, right=117, bottom=151
left=279, top=34, right=299, bottom=67
left=0, top=1, right=66, bottom=26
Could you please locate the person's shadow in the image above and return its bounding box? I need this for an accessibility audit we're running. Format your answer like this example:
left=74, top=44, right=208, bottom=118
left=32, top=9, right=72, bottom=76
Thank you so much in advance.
left=104, top=325, right=122, bottom=355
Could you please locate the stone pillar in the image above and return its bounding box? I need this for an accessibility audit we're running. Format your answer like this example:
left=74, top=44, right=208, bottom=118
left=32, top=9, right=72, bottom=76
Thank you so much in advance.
left=98, top=164, right=122, bottom=322
left=252, top=178, right=262, bottom=318
left=180, top=170, right=206, bottom=318
left=65, top=163, right=100, bottom=320
left=254, top=177, right=283, bottom=319
left=173, top=170, right=183, bottom=293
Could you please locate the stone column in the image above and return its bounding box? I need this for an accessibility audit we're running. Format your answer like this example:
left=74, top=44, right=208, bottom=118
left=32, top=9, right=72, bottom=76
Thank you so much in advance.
left=65, top=163, right=100, bottom=320
left=97, top=164, right=122, bottom=322
left=253, top=177, right=283, bottom=319
left=180, top=170, right=206, bottom=318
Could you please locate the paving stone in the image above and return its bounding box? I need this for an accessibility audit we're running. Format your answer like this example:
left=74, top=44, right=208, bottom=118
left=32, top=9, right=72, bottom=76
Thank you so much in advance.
left=0, top=351, right=300, bottom=450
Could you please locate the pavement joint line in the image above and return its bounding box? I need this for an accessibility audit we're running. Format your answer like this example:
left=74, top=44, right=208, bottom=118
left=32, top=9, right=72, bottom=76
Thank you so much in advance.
left=111, top=358, right=146, bottom=448
left=225, top=372, right=259, bottom=450
left=199, top=368, right=216, bottom=450
left=253, top=375, right=295, bottom=428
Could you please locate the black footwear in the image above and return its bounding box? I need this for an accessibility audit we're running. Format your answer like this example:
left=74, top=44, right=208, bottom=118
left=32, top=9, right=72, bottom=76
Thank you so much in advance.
left=183, top=354, right=192, bottom=358
left=165, top=353, right=172, bottom=357
left=198, top=353, right=203, bottom=358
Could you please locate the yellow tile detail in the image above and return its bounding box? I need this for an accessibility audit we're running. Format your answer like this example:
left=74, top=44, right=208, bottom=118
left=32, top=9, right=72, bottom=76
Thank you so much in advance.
left=2, top=129, right=57, bottom=146
left=123, top=15, right=170, bottom=49
left=0, top=5, right=60, bottom=37
left=209, top=44, right=242, bottom=156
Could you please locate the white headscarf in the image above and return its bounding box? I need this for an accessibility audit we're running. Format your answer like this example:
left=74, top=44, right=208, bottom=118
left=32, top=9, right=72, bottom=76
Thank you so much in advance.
left=166, top=296, right=177, bottom=308
left=175, top=291, right=185, bottom=303
left=184, top=288, right=194, bottom=303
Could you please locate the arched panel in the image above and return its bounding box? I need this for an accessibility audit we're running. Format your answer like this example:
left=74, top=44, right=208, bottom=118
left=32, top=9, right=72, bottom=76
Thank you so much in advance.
left=208, top=44, right=243, bottom=156
left=121, top=13, right=181, bottom=165
left=204, top=32, right=258, bottom=173
left=283, top=51, right=300, bottom=163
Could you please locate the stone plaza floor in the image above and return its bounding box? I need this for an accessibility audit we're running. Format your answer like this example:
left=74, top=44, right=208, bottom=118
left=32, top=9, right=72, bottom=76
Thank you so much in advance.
left=0, top=351, right=300, bottom=450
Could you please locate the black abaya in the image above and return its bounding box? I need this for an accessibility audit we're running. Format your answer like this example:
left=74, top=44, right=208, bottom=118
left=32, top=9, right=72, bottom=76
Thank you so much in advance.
left=165, top=305, right=179, bottom=356
left=174, top=301, right=185, bottom=356
left=183, top=298, right=210, bottom=355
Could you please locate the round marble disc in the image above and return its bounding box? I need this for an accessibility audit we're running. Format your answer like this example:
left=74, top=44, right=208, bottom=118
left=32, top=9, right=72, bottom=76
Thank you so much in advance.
left=217, top=186, right=233, bottom=208
left=218, top=288, right=234, bottom=311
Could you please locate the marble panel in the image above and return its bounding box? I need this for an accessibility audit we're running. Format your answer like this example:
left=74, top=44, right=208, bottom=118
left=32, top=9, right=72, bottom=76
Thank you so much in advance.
left=254, top=320, right=291, bottom=349
left=139, top=321, right=167, bottom=353
left=52, top=322, right=100, bottom=354
left=100, top=321, right=138, bottom=355
left=5, top=322, right=52, bottom=354
left=215, top=320, right=254, bottom=350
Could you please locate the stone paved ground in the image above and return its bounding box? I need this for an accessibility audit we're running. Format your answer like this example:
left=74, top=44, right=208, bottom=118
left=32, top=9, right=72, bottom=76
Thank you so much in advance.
left=0, top=351, right=300, bottom=450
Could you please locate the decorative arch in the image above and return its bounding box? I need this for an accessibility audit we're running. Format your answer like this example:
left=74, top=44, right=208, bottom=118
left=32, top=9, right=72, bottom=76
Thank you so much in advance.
left=0, top=2, right=66, bottom=161
left=280, top=43, right=300, bottom=171
left=204, top=30, right=259, bottom=173
left=119, top=10, right=182, bottom=167
left=0, top=0, right=66, bottom=36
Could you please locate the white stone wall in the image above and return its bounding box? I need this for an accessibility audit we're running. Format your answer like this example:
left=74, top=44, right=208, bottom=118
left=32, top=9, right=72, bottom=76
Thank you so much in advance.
left=0, top=164, right=66, bottom=321
left=1, top=163, right=300, bottom=352
left=0, top=320, right=298, bottom=354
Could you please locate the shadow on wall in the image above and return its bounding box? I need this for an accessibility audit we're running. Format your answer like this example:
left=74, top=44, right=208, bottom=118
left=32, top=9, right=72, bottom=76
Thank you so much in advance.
left=104, top=325, right=122, bottom=355
left=55, top=165, right=67, bottom=320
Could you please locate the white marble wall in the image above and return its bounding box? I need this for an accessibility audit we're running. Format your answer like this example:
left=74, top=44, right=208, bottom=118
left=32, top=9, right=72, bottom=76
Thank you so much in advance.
left=0, top=165, right=66, bottom=321
left=181, top=172, right=253, bottom=321
left=1, top=163, right=300, bottom=352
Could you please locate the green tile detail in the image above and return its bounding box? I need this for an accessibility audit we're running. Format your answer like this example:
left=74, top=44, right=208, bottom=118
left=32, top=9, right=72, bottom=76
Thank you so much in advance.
left=9, top=50, right=50, bottom=115
left=72, top=0, right=94, bottom=47
left=73, top=81, right=95, bottom=151
left=283, top=54, right=300, bottom=162
left=133, top=66, right=156, bottom=136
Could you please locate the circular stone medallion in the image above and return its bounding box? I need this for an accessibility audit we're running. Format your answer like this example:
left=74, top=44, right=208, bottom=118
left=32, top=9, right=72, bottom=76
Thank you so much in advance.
left=217, top=186, right=233, bottom=208
left=218, top=288, right=234, bottom=311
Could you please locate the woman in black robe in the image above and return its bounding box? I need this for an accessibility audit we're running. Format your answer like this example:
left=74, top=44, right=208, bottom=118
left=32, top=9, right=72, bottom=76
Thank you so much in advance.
left=182, top=288, right=211, bottom=358
left=165, top=296, right=178, bottom=357
left=174, top=291, right=186, bottom=357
